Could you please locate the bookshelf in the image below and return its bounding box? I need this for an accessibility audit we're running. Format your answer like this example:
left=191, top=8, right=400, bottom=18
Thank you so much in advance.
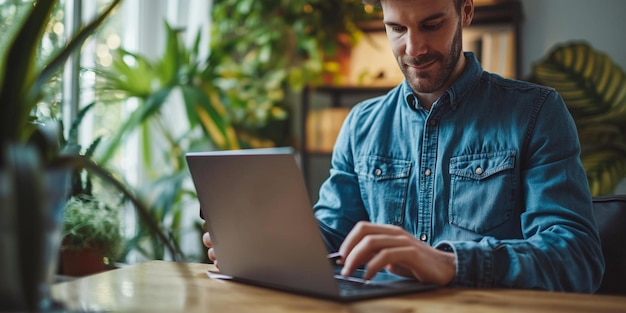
left=465, top=0, right=523, bottom=79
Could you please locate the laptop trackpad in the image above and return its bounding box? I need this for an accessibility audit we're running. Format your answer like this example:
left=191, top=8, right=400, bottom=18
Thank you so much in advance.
left=332, top=265, right=416, bottom=285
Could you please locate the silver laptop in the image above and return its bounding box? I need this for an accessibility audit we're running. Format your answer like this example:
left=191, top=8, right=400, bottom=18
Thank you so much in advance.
left=186, top=147, right=437, bottom=301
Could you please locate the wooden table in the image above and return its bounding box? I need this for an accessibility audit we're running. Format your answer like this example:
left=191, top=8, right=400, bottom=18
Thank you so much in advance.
left=51, top=260, right=626, bottom=312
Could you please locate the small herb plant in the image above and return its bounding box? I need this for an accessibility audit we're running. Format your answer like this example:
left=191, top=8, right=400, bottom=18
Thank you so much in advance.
left=62, top=194, right=122, bottom=262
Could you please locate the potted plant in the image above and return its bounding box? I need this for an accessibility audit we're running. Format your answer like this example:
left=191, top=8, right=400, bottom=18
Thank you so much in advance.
left=0, top=0, right=184, bottom=310
left=60, top=194, right=123, bottom=276
left=529, top=41, right=626, bottom=196
left=58, top=103, right=122, bottom=276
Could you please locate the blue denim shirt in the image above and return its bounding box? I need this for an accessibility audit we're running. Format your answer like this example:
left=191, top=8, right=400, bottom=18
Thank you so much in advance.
left=313, top=52, right=604, bottom=292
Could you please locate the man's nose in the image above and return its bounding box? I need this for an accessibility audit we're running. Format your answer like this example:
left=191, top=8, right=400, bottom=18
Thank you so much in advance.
left=405, top=31, right=428, bottom=58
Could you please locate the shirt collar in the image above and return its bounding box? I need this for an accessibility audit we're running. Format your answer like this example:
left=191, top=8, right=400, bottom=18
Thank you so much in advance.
left=402, top=52, right=483, bottom=111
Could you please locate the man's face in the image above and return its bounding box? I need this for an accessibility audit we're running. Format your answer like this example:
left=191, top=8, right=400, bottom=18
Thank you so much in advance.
left=381, top=0, right=468, bottom=98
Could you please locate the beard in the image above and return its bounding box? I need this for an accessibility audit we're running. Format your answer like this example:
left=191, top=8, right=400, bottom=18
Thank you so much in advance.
left=398, top=22, right=463, bottom=94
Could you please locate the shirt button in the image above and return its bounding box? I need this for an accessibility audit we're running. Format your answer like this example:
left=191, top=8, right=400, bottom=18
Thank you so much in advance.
left=424, top=169, right=431, bottom=176
left=429, top=119, right=437, bottom=126
left=419, top=233, right=428, bottom=241
left=475, top=167, right=483, bottom=175
left=374, top=168, right=382, bottom=176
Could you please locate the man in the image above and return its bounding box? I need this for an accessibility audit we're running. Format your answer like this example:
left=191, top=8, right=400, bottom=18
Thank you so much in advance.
left=203, top=0, right=605, bottom=292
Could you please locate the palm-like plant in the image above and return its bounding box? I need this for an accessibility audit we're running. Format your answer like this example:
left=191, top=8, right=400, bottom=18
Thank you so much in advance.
left=94, top=22, right=240, bottom=162
left=87, top=0, right=381, bottom=261
left=90, top=22, right=238, bottom=260
left=0, top=1, right=184, bottom=310
left=529, top=41, right=626, bottom=196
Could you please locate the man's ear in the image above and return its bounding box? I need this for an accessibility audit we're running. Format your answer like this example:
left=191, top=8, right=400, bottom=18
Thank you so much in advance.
left=462, top=0, right=474, bottom=27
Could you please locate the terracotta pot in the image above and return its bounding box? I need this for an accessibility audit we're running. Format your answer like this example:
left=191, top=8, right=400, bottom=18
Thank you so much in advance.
left=59, top=247, right=107, bottom=277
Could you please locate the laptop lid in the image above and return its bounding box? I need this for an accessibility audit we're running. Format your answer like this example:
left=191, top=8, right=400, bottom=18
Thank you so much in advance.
left=186, top=148, right=437, bottom=301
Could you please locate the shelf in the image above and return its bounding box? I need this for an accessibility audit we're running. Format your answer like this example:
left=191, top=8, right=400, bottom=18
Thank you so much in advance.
left=473, top=1, right=523, bottom=26
left=306, top=85, right=394, bottom=108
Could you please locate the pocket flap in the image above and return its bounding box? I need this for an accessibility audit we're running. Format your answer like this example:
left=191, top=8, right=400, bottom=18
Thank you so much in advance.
left=450, top=150, right=516, bottom=180
left=355, top=156, right=412, bottom=181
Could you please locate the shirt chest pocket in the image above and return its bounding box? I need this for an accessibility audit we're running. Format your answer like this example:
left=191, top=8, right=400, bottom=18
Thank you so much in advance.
left=355, top=156, right=412, bottom=225
left=449, top=151, right=517, bottom=234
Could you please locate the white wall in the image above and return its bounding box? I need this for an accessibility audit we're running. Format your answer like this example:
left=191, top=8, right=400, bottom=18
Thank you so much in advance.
left=521, top=0, right=626, bottom=78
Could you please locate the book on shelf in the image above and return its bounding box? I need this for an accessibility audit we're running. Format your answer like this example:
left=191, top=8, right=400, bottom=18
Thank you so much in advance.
left=465, top=25, right=516, bottom=79
left=306, top=107, right=351, bottom=153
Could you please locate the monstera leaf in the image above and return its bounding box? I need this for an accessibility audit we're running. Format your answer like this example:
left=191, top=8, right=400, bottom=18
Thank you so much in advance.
left=530, top=42, right=626, bottom=196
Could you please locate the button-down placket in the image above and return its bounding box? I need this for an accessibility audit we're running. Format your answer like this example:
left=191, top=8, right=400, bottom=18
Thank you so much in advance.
left=416, top=98, right=446, bottom=245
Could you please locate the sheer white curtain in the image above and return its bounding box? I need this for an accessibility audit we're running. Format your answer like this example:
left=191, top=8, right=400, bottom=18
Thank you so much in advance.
left=122, top=0, right=212, bottom=184
left=122, top=0, right=213, bottom=262
left=65, top=0, right=213, bottom=262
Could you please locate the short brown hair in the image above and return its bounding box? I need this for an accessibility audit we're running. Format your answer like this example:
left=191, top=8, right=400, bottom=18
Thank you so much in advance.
left=362, top=0, right=465, bottom=14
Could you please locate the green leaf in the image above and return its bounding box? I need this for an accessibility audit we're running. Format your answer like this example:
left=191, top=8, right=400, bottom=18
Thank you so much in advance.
left=531, top=42, right=626, bottom=126
left=34, top=0, right=122, bottom=100
left=158, top=21, right=182, bottom=86
left=0, top=0, right=57, bottom=143
left=98, top=87, right=174, bottom=165
left=583, top=148, right=626, bottom=196
left=180, top=85, right=238, bottom=149
left=0, top=2, right=32, bottom=99
left=67, top=102, right=97, bottom=145
left=97, top=49, right=157, bottom=97
left=530, top=41, right=626, bottom=195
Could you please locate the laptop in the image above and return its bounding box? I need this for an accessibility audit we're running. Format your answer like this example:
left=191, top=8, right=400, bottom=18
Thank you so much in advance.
left=186, top=147, right=437, bottom=301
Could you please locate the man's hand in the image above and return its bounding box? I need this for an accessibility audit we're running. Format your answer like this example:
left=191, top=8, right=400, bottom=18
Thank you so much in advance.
left=202, top=231, right=218, bottom=267
left=337, top=221, right=456, bottom=286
